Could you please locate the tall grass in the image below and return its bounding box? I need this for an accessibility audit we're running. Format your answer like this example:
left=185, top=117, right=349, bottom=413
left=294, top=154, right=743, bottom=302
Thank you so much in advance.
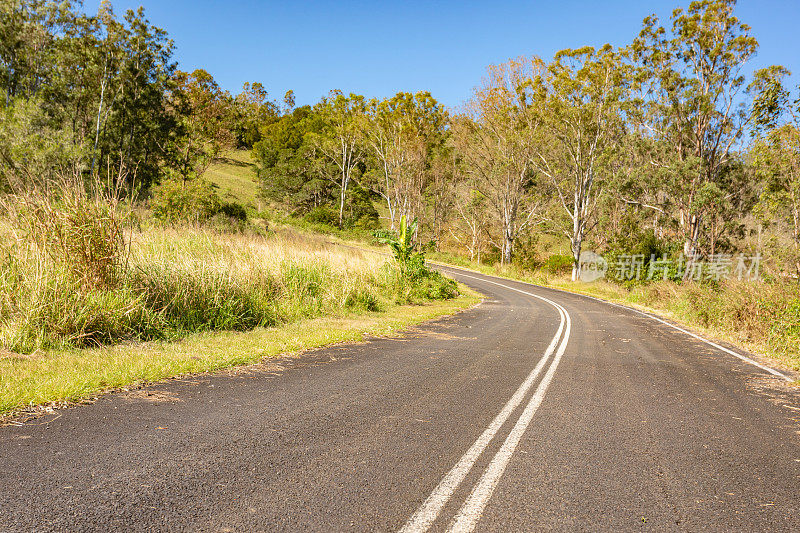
left=0, top=187, right=454, bottom=354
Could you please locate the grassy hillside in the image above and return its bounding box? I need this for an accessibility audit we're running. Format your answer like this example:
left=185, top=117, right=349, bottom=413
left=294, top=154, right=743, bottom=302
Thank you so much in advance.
left=205, top=150, right=261, bottom=209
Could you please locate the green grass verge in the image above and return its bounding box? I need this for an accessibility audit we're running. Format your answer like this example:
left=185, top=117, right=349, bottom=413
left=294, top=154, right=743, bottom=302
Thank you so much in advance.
left=0, top=285, right=481, bottom=418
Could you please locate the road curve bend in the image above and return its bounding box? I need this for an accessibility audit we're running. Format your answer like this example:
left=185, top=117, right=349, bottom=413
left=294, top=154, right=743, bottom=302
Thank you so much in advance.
left=1, top=265, right=799, bottom=532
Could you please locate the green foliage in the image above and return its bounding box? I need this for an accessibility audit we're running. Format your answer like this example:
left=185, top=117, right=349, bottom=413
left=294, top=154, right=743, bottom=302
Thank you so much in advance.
left=150, top=179, right=221, bottom=223
left=0, top=98, right=84, bottom=191
left=402, top=254, right=459, bottom=302
left=342, top=184, right=379, bottom=230
left=376, top=215, right=418, bottom=274
left=150, top=178, right=251, bottom=231
left=254, top=105, right=333, bottom=212
left=375, top=215, right=458, bottom=301
left=218, top=201, right=247, bottom=221
left=231, top=82, right=280, bottom=149
left=540, top=254, right=574, bottom=275
left=303, top=205, right=338, bottom=227
left=0, top=1, right=177, bottom=190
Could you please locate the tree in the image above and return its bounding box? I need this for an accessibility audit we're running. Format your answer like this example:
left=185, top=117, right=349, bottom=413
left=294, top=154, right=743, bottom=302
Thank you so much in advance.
left=362, top=91, right=447, bottom=230
left=253, top=105, right=333, bottom=212
left=529, top=46, right=628, bottom=280
left=630, top=0, right=759, bottom=268
left=169, top=68, right=234, bottom=183
left=454, top=57, right=546, bottom=265
left=750, top=72, right=800, bottom=277
left=232, top=81, right=279, bottom=148
left=310, top=90, right=366, bottom=227
left=449, top=183, right=489, bottom=262
left=0, top=1, right=176, bottom=192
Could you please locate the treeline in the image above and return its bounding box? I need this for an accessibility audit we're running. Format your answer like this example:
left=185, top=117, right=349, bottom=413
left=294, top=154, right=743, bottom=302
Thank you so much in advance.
left=2, top=0, right=799, bottom=281
left=0, top=0, right=284, bottom=193
left=254, top=0, right=799, bottom=281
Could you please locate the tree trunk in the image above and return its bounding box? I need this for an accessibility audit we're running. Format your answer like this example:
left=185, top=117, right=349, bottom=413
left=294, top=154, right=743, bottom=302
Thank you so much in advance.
left=91, top=61, right=108, bottom=176
left=571, top=198, right=583, bottom=282
left=338, top=170, right=348, bottom=228
left=571, top=235, right=582, bottom=282
left=683, top=213, right=701, bottom=279
left=502, top=228, right=513, bottom=265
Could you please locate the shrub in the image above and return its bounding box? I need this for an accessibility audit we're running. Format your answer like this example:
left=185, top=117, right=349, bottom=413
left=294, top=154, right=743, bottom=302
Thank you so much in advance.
left=150, top=179, right=221, bottom=223
left=375, top=218, right=458, bottom=303
left=218, top=201, right=247, bottom=221
left=303, top=205, right=338, bottom=227
left=541, top=254, right=574, bottom=275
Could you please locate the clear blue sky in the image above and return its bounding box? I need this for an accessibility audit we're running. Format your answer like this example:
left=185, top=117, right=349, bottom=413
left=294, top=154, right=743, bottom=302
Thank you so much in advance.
left=87, top=0, right=800, bottom=109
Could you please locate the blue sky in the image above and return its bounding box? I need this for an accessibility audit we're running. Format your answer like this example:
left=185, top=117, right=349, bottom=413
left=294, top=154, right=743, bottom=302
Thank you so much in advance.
left=87, top=0, right=800, bottom=109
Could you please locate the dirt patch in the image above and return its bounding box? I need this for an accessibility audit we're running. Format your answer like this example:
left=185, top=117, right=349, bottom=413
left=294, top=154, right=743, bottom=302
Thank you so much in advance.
left=123, top=389, right=182, bottom=403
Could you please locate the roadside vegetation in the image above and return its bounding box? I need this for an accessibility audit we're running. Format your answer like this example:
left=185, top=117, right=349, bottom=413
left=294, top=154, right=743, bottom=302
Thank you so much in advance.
left=1, top=0, right=799, bottom=416
left=0, top=281, right=477, bottom=417
left=0, top=183, right=462, bottom=415
left=1, top=182, right=458, bottom=348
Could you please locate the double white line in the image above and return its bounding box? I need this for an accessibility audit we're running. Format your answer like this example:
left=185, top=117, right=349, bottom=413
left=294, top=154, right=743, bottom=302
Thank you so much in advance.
left=400, top=273, right=572, bottom=533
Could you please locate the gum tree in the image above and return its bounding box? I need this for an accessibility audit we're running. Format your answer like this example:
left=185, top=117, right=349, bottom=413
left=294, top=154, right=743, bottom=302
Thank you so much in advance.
left=630, top=0, right=759, bottom=265
left=453, top=57, right=546, bottom=265
left=310, top=90, right=366, bottom=227
left=530, top=45, right=629, bottom=281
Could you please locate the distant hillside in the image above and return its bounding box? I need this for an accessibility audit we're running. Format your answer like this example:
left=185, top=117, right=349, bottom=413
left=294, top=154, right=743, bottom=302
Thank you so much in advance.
left=206, top=150, right=261, bottom=209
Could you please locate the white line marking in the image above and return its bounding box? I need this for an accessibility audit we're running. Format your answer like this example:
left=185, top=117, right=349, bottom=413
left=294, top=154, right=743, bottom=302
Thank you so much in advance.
left=447, top=302, right=571, bottom=533
left=400, top=275, right=571, bottom=533
left=580, top=295, right=794, bottom=382
left=440, top=266, right=793, bottom=383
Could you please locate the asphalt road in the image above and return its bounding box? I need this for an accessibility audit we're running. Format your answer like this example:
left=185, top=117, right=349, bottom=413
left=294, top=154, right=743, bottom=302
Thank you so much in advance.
left=2, top=266, right=799, bottom=532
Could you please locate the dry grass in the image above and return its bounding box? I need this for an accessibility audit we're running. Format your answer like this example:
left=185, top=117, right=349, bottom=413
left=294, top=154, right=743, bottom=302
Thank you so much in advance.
left=0, top=182, right=457, bottom=354
left=0, top=185, right=470, bottom=416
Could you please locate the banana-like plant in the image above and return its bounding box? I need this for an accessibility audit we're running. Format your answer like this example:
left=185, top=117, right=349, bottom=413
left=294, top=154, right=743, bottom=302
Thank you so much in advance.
left=377, top=214, right=418, bottom=276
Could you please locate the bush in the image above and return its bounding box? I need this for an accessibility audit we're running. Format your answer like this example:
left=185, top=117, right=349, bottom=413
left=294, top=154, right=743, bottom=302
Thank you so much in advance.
left=303, top=205, right=338, bottom=227
left=218, top=201, right=247, bottom=221
left=541, top=254, right=574, bottom=275
left=150, top=179, right=221, bottom=223
left=375, top=219, right=458, bottom=303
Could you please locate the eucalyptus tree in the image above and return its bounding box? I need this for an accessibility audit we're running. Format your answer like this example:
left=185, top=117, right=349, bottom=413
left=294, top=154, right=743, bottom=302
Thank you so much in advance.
left=454, top=57, right=546, bottom=265
left=232, top=81, right=279, bottom=148
left=749, top=69, right=800, bottom=276
left=449, top=183, right=488, bottom=262
left=363, top=91, right=446, bottom=229
left=530, top=45, right=629, bottom=280
left=629, top=0, right=759, bottom=264
left=169, top=69, right=235, bottom=184
left=311, top=90, right=366, bottom=227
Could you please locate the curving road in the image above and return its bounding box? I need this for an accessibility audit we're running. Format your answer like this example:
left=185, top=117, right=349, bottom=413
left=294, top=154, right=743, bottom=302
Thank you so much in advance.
left=1, top=266, right=799, bottom=532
